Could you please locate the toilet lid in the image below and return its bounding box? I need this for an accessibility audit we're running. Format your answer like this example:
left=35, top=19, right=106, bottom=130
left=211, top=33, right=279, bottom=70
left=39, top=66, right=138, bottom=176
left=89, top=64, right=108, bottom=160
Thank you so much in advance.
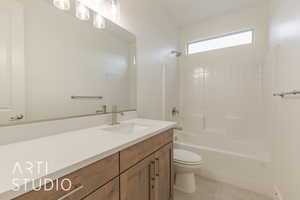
left=174, top=149, right=202, bottom=164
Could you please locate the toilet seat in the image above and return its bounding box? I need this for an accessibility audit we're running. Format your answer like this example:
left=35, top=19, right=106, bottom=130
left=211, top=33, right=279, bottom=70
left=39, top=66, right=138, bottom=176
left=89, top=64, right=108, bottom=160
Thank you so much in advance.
left=174, top=149, right=202, bottom=165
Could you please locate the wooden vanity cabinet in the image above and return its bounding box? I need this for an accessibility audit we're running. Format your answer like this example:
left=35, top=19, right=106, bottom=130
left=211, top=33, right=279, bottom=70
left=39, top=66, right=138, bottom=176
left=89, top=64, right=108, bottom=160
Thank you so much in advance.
left=14, top=129, right=173, bottom=200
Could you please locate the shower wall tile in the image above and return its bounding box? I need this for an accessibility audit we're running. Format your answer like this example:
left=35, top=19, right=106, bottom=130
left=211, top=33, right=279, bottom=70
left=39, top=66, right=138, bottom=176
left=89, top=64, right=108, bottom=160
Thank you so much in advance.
left=179, top=4, right=269, bottom=143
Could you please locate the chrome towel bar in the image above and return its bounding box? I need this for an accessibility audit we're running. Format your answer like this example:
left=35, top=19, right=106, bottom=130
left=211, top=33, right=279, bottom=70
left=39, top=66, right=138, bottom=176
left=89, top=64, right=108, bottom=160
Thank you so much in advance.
left=71, top=96, right=103, bottom=100
left=273, top=90, right=300, bottom=98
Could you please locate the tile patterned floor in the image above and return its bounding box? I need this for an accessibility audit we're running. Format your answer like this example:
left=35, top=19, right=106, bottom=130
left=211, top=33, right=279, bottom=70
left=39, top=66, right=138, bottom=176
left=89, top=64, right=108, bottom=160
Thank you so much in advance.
left=174, top=176, right=272, bottom=200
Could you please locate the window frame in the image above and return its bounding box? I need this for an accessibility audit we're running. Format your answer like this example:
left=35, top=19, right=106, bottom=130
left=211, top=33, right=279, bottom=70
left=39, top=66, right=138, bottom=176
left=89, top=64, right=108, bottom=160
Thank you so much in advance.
left=186, top=29, right=255, bottom=55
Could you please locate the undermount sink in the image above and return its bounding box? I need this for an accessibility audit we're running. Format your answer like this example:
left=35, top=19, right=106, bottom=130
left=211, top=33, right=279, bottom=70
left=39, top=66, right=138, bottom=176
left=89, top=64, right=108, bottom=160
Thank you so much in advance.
left=102, top=123, right=151, bottom=134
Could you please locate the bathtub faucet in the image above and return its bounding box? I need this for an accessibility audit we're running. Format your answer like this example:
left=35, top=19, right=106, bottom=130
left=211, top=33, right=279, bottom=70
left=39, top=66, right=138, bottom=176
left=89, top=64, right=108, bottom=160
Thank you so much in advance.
left=172, top=107, right=180, bottom=116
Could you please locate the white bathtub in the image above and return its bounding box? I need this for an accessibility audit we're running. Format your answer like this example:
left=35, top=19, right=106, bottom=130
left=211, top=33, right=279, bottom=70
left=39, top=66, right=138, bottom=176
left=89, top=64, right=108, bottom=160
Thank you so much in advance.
left=174, top=130, right=272, bottom=196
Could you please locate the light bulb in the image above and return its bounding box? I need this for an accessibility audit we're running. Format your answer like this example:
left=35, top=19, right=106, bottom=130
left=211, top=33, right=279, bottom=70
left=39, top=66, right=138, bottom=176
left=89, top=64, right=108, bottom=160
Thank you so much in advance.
left=94, top=13, right=106, bottom=29
left=76, top=1, right=90, bottom=21
left=53, top=0, right=70, bottom=10
left=111, top=0, right=120, bottom=23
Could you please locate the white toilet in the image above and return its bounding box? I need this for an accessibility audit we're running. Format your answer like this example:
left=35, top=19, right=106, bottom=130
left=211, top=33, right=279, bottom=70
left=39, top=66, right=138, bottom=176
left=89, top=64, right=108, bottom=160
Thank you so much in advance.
left=174, top=149, right=203, bottom=193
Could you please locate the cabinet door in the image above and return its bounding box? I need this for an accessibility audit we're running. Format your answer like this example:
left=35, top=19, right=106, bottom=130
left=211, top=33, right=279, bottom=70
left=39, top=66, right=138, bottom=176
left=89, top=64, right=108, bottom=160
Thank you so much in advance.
left=154, top=143, right=173, bottom=200
left=120, top=155, right=155, bottom=200
left=84, top=178, right=119, bottom=200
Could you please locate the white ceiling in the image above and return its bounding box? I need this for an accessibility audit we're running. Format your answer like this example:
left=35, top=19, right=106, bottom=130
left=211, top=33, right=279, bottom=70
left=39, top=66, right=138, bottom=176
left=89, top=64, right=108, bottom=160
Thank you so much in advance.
left=160, top=0, right=263, bottom=27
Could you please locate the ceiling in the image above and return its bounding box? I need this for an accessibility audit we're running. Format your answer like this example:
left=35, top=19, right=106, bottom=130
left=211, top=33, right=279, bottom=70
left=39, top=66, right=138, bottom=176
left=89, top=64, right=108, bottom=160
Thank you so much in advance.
left=160, top=0, right=263, bottom=27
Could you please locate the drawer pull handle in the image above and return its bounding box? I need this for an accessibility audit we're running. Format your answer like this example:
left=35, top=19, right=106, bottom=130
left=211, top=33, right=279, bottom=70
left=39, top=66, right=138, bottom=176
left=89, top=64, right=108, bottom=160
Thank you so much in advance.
left=155, top=158, right=160, bottom=177
left=57, top=184, right=84, bottom=200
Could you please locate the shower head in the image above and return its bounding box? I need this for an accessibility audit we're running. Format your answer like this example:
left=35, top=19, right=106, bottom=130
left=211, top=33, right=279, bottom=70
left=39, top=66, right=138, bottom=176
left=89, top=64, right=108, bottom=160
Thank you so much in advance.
left=171, top=50, right=182, bottom=57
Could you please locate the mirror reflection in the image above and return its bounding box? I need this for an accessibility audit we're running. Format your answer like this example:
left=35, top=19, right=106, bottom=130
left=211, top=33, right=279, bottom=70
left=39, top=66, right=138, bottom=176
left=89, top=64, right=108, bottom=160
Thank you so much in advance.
left=0, top=0, right=136, bottom=126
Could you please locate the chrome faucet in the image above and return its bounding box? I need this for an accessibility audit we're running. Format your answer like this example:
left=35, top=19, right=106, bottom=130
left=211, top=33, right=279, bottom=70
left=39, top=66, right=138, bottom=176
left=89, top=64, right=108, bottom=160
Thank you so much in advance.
left=111, top=105, right=124, bottom=125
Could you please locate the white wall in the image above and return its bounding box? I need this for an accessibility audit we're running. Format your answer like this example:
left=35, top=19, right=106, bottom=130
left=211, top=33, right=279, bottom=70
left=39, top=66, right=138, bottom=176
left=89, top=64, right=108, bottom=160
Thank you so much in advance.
left=178, top=4, right=269, bottom=142
left=118, top=0, right=179, bottom=120
left=265, top=0, right=300, bottom=199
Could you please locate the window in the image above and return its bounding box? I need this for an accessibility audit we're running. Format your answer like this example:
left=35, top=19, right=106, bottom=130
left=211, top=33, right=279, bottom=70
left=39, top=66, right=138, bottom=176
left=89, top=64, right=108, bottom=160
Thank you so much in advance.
left=187, top=30, right=253, bottom=55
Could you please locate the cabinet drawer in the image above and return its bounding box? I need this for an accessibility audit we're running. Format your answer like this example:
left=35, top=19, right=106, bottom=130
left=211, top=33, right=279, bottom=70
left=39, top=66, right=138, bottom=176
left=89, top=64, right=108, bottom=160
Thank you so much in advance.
left=83, top=178, right=119, bottom=200
left=14, top=153, right=119, bottom=200
left=120, top=129, right=173, bottom=172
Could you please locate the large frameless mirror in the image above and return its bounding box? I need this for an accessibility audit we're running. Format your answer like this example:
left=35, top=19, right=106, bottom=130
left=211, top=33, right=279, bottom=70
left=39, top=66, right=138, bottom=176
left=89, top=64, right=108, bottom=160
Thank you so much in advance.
left=0, top=0, right=136, bottom=126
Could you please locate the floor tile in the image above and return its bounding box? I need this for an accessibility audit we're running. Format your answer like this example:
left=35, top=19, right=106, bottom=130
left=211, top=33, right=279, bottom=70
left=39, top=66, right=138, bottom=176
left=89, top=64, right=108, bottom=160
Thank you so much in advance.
left=174, top=176, right=272, bottom=200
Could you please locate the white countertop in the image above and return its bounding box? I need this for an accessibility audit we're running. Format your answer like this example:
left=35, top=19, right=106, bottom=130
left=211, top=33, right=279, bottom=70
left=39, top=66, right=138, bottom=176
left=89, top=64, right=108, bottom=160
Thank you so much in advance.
left=0, top=118, right=176, bottom=199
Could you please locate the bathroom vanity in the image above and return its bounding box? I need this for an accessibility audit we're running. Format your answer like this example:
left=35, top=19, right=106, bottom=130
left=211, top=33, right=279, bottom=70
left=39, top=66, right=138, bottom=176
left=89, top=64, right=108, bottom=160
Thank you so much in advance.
left=0, top=119, right=175, bottom=200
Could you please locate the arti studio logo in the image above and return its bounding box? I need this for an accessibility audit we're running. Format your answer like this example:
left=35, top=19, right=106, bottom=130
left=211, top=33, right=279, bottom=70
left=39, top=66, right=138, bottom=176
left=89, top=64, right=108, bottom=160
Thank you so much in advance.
left=12, top=161, right=72, bottom=192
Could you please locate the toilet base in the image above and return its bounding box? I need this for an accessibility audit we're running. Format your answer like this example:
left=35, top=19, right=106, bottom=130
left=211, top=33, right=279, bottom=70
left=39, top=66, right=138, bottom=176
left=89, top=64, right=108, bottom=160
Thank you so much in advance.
left=174, top=172, right=196, bottom=194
